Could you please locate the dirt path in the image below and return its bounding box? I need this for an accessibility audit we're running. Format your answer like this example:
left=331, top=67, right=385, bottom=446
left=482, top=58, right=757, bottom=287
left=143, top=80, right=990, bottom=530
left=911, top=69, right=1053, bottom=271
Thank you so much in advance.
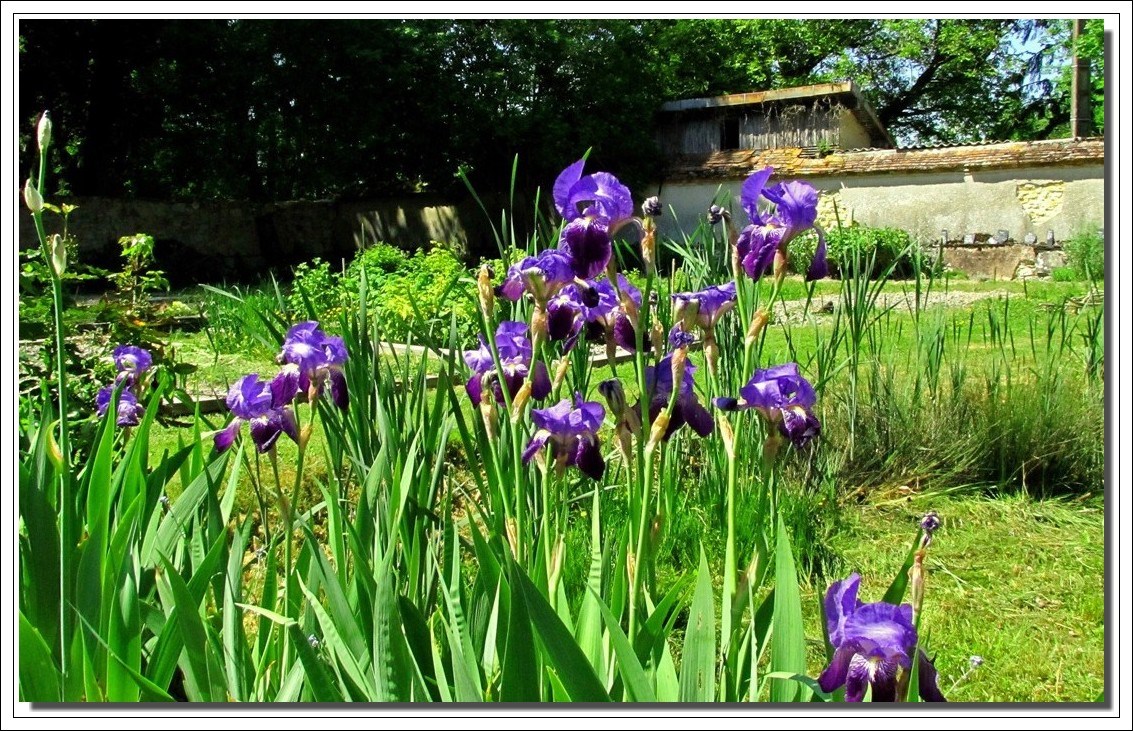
left=773, top=288, right=1011, bottom=325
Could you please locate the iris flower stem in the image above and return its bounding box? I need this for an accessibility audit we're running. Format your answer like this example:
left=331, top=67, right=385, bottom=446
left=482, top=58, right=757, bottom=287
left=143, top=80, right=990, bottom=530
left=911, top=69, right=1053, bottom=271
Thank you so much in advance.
left=32, top=139, right=73, bottom=698
left=477, top=299, right=522, bottom=564
left=541, top=468, right=553, bottom=606
left=627, top=266, right=656, bottom=645
left=268, top=450, right=294, bottom=679
left=722, top=417, right=739, bottom=651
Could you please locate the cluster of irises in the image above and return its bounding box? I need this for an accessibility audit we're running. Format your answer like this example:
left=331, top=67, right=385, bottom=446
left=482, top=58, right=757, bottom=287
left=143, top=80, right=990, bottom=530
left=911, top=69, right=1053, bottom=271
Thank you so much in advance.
left=464, top=159, right=827, bottom=482
left=212, top=320, right=349, bottom=454
left=461, top=159, right=947, bottom=702
left=100, top=161, right=946, bottom=702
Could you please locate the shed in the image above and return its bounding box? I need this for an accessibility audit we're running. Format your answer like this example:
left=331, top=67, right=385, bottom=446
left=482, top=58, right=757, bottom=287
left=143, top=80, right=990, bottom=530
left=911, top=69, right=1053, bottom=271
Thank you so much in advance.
left=657, top=81, right=894, bottom=157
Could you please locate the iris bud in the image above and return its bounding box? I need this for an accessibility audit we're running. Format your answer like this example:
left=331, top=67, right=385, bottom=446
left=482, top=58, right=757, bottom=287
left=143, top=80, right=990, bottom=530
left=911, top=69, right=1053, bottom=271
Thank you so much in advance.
left=37, top=111, right=52, bottom=152
left=23, top=178, right=43, bottom=213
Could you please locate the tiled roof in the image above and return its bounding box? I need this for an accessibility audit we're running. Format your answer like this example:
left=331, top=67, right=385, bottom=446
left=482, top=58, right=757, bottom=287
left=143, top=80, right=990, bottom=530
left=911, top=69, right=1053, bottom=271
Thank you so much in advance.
left=663, top=138, right=1105, bottom=181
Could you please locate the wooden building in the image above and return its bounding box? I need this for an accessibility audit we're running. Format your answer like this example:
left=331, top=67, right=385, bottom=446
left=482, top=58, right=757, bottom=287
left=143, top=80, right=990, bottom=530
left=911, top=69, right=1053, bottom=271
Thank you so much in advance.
left=657, top=81, right=893, bottom=157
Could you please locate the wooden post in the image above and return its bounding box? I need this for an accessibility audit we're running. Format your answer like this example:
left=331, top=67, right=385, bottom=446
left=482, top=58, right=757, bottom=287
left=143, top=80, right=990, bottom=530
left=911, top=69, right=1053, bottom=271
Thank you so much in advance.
left=1071, top=19, right=1092, bottom=138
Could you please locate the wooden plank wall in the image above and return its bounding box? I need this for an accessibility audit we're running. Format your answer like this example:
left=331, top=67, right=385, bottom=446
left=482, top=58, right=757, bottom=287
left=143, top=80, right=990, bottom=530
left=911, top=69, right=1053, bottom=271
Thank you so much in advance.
left=660, top=101, right=866, bottom=155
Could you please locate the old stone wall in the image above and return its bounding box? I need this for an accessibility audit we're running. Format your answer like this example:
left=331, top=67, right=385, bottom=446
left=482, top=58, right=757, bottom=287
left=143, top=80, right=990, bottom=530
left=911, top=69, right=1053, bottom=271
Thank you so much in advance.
left=657, top=168, right=1101, bottom=249
left=18, top=194, right=494, bottom=285
left=938, top=244, right=1069, bottom=281
left=20, top=138, right=1103, bottom=285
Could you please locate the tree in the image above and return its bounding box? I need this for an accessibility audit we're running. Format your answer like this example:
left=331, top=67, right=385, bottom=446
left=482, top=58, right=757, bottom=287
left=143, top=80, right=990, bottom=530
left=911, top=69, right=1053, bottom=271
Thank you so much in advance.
left=18, top=18, right=1103, bottom=202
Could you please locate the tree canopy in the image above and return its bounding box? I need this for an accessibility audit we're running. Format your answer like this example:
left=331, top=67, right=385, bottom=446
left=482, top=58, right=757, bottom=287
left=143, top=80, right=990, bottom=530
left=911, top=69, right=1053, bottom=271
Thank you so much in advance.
left=18, top=18, right=1105, bottom=202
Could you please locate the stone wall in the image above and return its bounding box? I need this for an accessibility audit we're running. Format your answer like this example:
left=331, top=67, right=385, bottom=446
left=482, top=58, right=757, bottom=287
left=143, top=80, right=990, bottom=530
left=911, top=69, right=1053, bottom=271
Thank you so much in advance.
left=655, top=138, right=1105, bottom=266
left=20, top=137, right=1103, bottom=285
left=939, top=243, right=1069, bottom=281
left=18, top=194, right=495, bottom=285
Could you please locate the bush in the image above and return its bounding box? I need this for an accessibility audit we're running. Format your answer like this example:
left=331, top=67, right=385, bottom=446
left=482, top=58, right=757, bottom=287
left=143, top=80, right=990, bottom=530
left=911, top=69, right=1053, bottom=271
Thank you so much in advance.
left=1063, top=228, right=1104, bottom=282
left=345, top=243, right=481, bottom=344
left=787, top=225, right=927, bottom=279
left=287, top=257, right=345, bottom=320
left=346, top=242, right=411, bottom=280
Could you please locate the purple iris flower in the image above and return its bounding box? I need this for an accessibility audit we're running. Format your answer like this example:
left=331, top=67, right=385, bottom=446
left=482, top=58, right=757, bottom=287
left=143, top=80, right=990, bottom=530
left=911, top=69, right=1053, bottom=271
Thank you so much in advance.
left=214, top=373, right=299, bottom=453
left=111, top=344, right=153, bottom=388
left=584, top=274, right=641, bottom=352
left=496, top=249, right=577, bottom=303
left=276, top=321, right=349, bottom=410
left=713, top=362, right=820, bottom=448
left=96, top=386, right=145, bottom=427
left=818, top=573, right=946, bottom=702
left=638, top=354, right=713, bottom=441
left=667, top=326, right=697, bottom=349
left=521, top=392, right=606, bottom=479
left=113, top=344, right=152, bottom=375
left=463, top=321, right=551, bottom=406
left=735, top=167, right=827, bottom=281
left=553, top=159, right=635, bottom=280
left=671, top=282, right=737, bottom=331
left=546, top=286, right=587, bottom=351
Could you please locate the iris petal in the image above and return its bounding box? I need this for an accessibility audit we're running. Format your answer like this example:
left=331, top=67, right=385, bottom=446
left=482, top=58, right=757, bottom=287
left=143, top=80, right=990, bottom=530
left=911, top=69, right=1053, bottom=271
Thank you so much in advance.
left=560, top=218, right=613, bottom=280
left=329, top=368, right=349, bottom=411
left=573, top=436, right=606, bottom=480
left=824, top=573, right=862, bottom=647
left=522, top=430, right=551, bottom=464
left=214, top=420, right=242, bottom=453
left=807, top=227, right=829, bottom=281
left=740, top=167, right=774, bottom=224
left=918, top=650, right=948, bottom=702
left=249, top=416, right=282, bottom=453
left=531, top=362, right=552, bottom=401
left=553, top=159, right=588, bottom=218
left=818, top=645, right=855, bottom=694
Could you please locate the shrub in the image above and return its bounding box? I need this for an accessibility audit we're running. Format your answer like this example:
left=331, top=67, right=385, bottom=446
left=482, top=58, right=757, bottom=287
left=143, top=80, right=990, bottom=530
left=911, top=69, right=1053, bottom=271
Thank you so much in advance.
left=351, top=243, right=480, bottom=344
left=346, top=241, right=411, bottom=279
left=788, top=225, right=926, bottom=279
left=1063, top=228, right=1104, bottom=282
left=287, top=257, right=346, bottom=320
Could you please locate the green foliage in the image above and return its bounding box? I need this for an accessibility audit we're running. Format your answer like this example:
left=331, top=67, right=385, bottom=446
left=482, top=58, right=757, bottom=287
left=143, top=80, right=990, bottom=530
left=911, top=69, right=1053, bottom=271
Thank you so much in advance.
left=1062, top=228, right=1104, bottom=282
left=346, top=242, right=411, bottom=278
left=286, top=258, right=344, bottom=322
left=284, top=244, right=483, bottom=345
left=200, top=282, right=285, bottom=357
left=91, top=232, right=172, bottom=355
left=789, top=226, right=925, bottom=279
left=18, top=19, right=1099, bottom=199
left=1050, top=266, right=1077, bottom=283
left=365, top=245, right=480, bottom=342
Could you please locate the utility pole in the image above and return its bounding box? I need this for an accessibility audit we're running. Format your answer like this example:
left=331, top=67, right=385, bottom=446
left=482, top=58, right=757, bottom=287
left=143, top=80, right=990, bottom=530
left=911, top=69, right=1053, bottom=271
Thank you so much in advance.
left=1070, top=19, right=1092, bottom=138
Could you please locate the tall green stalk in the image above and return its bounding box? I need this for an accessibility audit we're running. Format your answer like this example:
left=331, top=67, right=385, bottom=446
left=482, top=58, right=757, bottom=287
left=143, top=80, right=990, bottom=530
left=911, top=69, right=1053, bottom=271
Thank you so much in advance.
left=28, top=113, right=74, bottom=698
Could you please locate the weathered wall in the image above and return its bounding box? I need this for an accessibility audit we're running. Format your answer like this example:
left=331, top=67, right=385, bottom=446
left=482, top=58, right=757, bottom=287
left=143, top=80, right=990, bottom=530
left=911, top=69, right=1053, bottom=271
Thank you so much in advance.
left=659, top=104, right=850, bottom=156
left=838, top=111, right=871, bottom=150
left=21, top=138, right=1102, bottom=285
left=653, top=162, right=1104, bottom=250
left=18, top=194, right=493, bottom=284
left=940, top=244, right=1069, bottom=281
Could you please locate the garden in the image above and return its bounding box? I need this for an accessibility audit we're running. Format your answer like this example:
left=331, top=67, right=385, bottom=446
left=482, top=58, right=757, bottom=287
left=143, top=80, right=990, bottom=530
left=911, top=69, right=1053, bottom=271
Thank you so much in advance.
left=17, top=112, right=1106, bottom=705
left=16, top=18, right=1112, bottom=711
